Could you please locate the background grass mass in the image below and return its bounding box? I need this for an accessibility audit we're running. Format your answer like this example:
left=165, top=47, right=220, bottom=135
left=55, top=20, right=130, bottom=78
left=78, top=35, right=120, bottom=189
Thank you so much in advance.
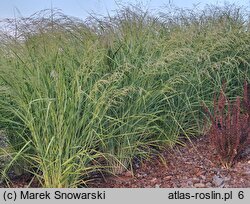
left=0, top=3, right=249, bottom=187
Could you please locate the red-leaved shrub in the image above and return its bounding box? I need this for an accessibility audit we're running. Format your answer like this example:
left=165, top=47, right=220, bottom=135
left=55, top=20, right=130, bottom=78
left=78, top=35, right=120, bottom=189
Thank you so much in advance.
left=203, top=81, right=250, bottom=168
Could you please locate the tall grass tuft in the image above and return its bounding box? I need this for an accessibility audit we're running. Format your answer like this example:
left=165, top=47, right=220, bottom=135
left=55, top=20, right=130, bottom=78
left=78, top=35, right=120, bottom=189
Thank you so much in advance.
left=0, top=3, right=249, bottom=187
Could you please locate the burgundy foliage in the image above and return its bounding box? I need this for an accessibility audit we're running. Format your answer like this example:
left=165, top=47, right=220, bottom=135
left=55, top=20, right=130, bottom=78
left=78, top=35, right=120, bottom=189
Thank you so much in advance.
left=203, top=81, right=250, bottom=168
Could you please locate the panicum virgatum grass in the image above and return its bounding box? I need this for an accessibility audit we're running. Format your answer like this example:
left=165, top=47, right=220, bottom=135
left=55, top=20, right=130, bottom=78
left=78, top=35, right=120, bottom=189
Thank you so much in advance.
left=0, top=4, right=249, bottom=187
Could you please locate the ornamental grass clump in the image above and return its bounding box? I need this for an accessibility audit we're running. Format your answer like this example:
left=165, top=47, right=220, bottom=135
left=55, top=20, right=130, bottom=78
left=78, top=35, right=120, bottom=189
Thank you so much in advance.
left=203, top=81, right=250, bottom=168
left=0, top=3, right=249, bottom=187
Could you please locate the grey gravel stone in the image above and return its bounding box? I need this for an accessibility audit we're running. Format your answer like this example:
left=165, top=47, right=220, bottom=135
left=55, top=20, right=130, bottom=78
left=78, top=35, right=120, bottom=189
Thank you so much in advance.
left=155, top=184, right=160, bottom=188
left=192, top=177, right=200, bottom=183
left=242, top=147, right=250, bottom=157
left=205, top=182, right=212, bottom=187
left=224, top=176, right=231, bottom=182
left=194, top=183, right=206, bottom=188
left=212, top=175, right=224, bottom=187
left=219, top=183, right=225, bottom=188
left=187, top=180, right=193, bottom=187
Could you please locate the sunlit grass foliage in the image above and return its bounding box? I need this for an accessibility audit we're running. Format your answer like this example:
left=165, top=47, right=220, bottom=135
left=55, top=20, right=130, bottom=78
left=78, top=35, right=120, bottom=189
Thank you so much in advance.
left=0, top=4, right=249, bottom=187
